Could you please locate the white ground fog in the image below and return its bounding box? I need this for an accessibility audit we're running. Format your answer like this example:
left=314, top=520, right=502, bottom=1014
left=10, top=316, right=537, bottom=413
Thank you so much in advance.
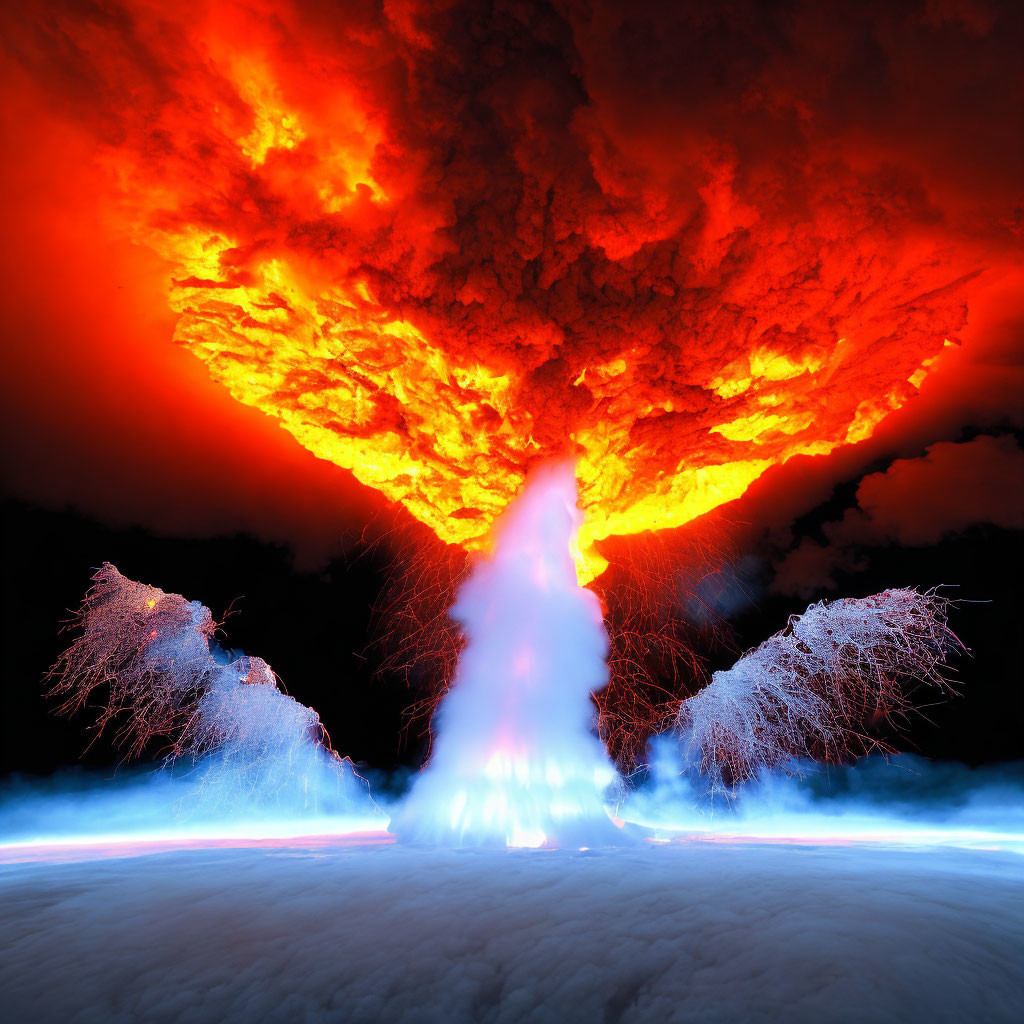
left=2, top=840, right=1022, bottom=1024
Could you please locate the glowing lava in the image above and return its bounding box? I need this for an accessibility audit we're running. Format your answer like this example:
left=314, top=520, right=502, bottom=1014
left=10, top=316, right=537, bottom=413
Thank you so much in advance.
left=391, top=464, right=621, bottom=847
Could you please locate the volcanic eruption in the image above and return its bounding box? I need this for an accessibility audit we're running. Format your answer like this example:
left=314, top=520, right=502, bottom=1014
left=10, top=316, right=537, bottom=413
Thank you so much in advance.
left=7, top=0, right=999, bottom=581
left=4, top=5, right=1024, bottom=1023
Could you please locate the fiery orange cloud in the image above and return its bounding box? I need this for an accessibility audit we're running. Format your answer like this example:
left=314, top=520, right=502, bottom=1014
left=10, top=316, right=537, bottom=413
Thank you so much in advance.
left=3, top=1, right=1020, bottom=579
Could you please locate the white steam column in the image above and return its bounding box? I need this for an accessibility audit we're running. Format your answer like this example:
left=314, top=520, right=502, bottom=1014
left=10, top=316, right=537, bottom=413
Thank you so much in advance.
left=391, top=463, right=622, bottom=847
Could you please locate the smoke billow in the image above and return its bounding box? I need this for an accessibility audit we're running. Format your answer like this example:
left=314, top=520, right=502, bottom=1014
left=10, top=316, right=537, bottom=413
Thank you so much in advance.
left=5, top=0, right=1019, bottom=579
left=391, top=464, right=621, bottom=847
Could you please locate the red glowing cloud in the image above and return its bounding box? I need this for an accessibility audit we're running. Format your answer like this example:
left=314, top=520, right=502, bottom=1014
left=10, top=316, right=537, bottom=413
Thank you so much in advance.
left=2, top=1, right=1022, bottom=576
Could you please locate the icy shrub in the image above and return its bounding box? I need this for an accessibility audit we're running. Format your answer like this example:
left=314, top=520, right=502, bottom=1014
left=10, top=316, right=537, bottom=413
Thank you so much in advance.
left=676, top=588, right=961, bottom=792
left=48, top=564, right=367, bottom=815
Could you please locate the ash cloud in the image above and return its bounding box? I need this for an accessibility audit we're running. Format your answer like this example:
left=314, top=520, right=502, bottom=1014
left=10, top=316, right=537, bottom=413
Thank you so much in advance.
left=772, top=434, right=1024, bottom=597
left=2, top=0, right=1021, bottom=563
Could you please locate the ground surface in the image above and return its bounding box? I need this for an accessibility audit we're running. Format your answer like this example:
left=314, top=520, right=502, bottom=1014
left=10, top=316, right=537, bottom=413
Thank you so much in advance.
left=2, top=836, right=1022, bottom=1024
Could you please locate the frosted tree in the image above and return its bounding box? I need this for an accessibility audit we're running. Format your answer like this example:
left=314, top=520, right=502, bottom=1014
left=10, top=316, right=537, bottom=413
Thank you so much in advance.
left=676, top=588, right=961, bottom=793
left=48, top=564, right=370, bottom=815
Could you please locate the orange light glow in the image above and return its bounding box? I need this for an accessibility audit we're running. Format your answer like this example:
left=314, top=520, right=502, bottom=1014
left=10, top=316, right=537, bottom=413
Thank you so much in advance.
left=15, top=2, right=981, bottom=581
left=155, top=211, right=959, bottom=581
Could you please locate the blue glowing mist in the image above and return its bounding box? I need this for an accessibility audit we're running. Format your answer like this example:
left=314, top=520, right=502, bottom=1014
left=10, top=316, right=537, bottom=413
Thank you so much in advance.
left=617, top=738, right=1024, bottom=852
left=3, top=490, right=1020, bottom=858
left=390, top=463, right=622, bottom=847
left=24, top=563, right=381, bottom=844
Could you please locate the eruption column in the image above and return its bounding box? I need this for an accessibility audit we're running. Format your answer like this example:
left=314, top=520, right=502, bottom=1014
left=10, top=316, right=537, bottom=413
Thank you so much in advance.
left=392, top=464, right=621, bottom=848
